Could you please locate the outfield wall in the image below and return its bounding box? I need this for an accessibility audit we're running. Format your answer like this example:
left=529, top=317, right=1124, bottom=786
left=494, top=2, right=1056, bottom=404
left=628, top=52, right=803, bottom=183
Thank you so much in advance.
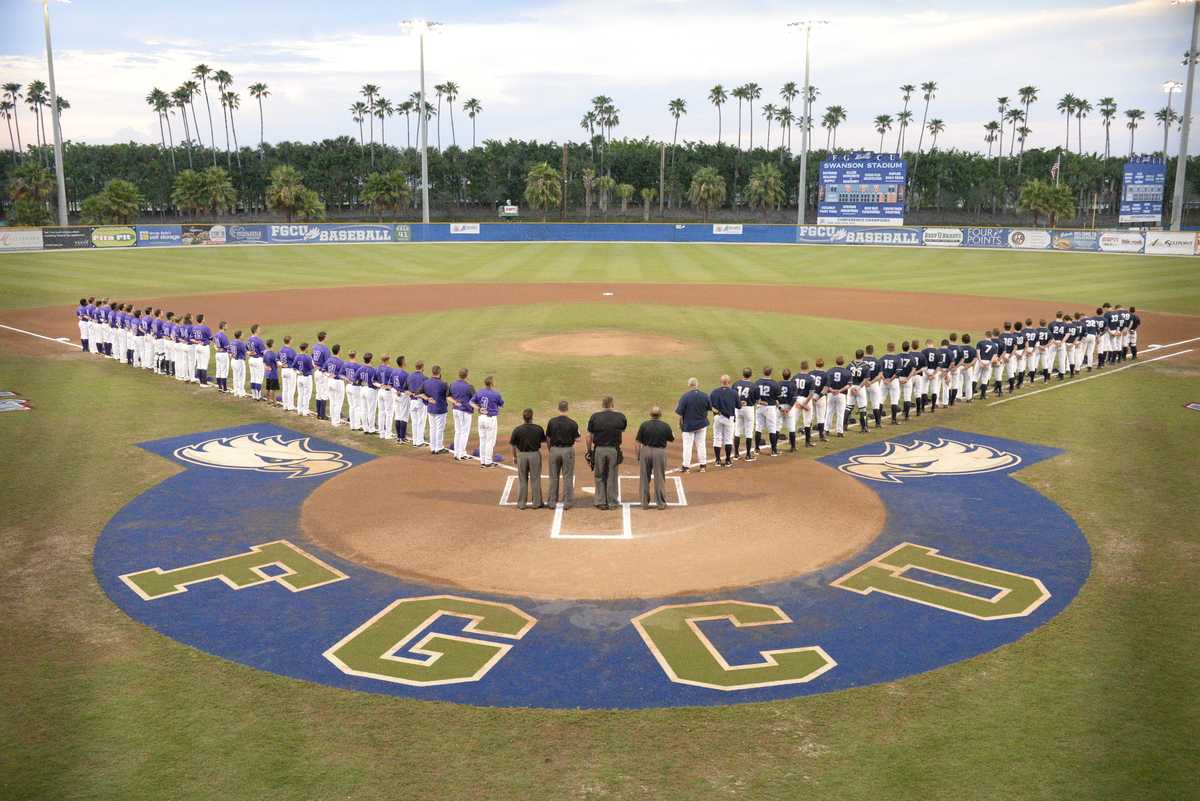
left=2, top=222, right=1197, bottom=256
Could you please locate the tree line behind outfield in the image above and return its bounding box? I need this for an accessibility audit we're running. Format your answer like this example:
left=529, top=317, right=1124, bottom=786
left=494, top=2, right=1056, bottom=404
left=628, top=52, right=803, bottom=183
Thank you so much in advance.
left=2, top=137, right=1197, bottom=228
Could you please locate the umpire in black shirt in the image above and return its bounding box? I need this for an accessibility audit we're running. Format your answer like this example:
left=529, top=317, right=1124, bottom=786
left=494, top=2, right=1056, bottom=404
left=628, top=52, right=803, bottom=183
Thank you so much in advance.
left=587, top=396, right=627, bottom=510
left=636, top=406, right=675, bottom=510
left=546, top=400, right=580, bottom=508
left=509, top=408, right=546, bottom=510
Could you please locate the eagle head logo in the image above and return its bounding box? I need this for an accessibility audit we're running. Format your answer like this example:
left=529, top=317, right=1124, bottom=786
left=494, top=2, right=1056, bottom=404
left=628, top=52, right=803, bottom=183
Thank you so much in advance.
left=838, top=438, right=1020, bottom=483
left=174, top=433, right=350, bottom=478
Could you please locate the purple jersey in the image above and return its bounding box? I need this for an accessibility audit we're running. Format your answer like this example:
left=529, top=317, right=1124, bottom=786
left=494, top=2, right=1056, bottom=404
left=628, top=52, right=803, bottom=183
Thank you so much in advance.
left=449, top=379, right=475, bottom=413
left=293, top=353, right=314, bottom=376
left=311, top=343, right=329, bottom=368
left=278, top=345, right=296, bottom=369
left=406, top=370, right=426, bottom=394
left=263, top=350, right=279, bottom=379
left=391, top=368, right=408, bottom=392
left=375, top=364, right=393, bottom=388
left=248, top=335, right=266, bottom=357
left=422, top=377, right=449, bottom=414
left=471, top=388, right=503, bottom=417
left=324, top=355, right=343, bottom=377
left=229, top=339, right=248, bottom=360
left=340, top=361, right=358, bottom=382
left=215, top=330, right=230, bottom=351
left=356, top=364, right=377, bottom=388
left=194, top=324, right=212, bottom=345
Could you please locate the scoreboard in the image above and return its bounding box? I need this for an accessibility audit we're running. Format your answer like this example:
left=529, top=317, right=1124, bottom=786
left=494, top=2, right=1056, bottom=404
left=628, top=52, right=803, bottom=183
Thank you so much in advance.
left=1118, top=156, right=1165, bottom=224
left=818, top=152, right=907, bottom=226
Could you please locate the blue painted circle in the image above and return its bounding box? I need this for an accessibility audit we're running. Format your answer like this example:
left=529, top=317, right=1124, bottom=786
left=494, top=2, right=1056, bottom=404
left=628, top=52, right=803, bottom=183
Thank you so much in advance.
left=94, top=424, right=1090, bottom=709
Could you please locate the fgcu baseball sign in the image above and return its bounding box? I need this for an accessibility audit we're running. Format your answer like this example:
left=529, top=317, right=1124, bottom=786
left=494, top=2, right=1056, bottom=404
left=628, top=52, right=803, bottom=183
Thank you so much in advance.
left=94, top=424, right=1089, bottom=709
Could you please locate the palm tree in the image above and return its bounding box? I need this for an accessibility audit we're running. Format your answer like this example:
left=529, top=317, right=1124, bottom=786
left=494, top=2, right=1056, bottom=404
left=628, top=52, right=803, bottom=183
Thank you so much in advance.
left=775, top=107, right=795, bottom=159
left=399, top=99, right=414, bottom=150
left=1098, top=97, right=1118, bottom=158
left=147, top=88, right=176, bottom=171
left=463, top=98, right=482, bottom=148
left=433, top=83, right=445, bottom=150
left=744, top=83, right=761, bottom=148
left=746, top=162, right=784, bottom=219
left=995, top=96, right=1010, bottom=161
left=212, top=69, right=234, bottom=168
left=927, top=118, right=945, bottom=149
left=2, top=83, right=22, bottom=157
left=580, top=110, right=598, bottom=161
left=873, top=114, right=893, bottom=152
left=181, top=80, right=203, bottom=152
left=1155, top=106, right=1180, bottom=159
left=733, top=85, right=747, bottom=150
left=146, top=89, right=166, bottom=147
left=1074, top=99, right=1092, bottom=155
left=350, top=101, right=368, bottom=147
left=1017, top=85, right=1039, bottom=173
left=223, top=90, right=242, bottom=169
left=374, top=97, right=393, bottom=146
left=1016, top=125, right=1031, bottom=155
left=581, top=167, right=596, bottom=220
left=761, top=103, right=777, bottom=149
left=895, top=110, right=913, bottom=152
left=984, top=121, right=1000, bottom=157
left=825, top=105, right=847, bottom=150
left=914, top=80, right=938, bottom=154
left=687, top=166, right=726, bottom=220
left=1056, top=93, right=1078, bottom=151
left=639, top=187, right=656, bottom=222
left=821, top=110, right=836, bottom=149
left=1, top=100, right=16, bottom=163
left=360, top=84, right=379, bottom=165
left=442, top=81, right=459, bottom=147
left=668, top=98, right=686, bottom=174
left=249, top=82, right=269, bottom=157
left=780, top=81, right=799, bottom=145
left=192, top=64, right=217, bottom=165
left=1005, top=108, right=1025, bottom=156
left=522, top=163, right=563, bottom=222
left=708, top=85, right=727, bottom=144
left=171, top=87, right=194, bottom=168
left=616, top=182, right=635, bottom=215
left=1124, top=109, right=1145, bottom=157
left=26, top=80, right=47, bottom=160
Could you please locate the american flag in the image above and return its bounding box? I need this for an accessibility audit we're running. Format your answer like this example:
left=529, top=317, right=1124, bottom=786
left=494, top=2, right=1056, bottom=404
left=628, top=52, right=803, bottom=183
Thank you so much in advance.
left=1050, top=154, right=1061, bottom=183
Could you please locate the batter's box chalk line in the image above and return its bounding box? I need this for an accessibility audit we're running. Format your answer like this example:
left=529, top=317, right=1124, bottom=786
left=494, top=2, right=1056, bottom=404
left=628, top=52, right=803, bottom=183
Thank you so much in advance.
left=497, top=474, right=688, bottom=540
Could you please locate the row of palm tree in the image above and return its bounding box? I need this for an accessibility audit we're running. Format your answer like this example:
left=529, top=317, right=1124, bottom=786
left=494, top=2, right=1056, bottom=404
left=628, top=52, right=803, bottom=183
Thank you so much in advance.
left=349, top=84, right=483, bottom=167
left=1, top=79, right=71, bottom=165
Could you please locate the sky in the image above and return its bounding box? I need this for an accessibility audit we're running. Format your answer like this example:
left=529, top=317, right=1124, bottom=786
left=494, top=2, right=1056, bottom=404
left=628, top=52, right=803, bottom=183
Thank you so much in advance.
left=0, top=0, right=1193, bottom=156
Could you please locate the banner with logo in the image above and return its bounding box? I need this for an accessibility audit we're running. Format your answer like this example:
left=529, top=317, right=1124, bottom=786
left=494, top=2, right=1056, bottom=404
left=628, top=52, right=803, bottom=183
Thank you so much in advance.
left=42, top=226, right=95, bottom=249
left=712, top=223, right=743, bottom=236
left=450, top=223, right=480, bottom=235
left=1050, top=230, right=1101, bottom=252
left=1144, top=231, right=1197, bottom=256
left=921, top=227, right=963, bottom=247
left=91, top=226, right=137, bottom=248
left=961, top=227, right=1008, bottom=249
left=0, top=228, right=44, bottom=251
left=267, top=223, right=396, bottom=244
left=795, top=225, right=848, bottom=244
left=394, top=224, right=411, bottom=242
left=181, top=224, right=227, bottom=246
left=135, top=225, right=182, bottom=247
left=1097, top=231, right=1144, bottom=253
left=225, top=224, right=271, bottom=245
left=839, top=226, right=922, bottom=246
left=1006, top=229, right=1052, bottom=250
left=817, top=152, right=907, bottom=226
left=1118, top=156, right=1166, bottom=224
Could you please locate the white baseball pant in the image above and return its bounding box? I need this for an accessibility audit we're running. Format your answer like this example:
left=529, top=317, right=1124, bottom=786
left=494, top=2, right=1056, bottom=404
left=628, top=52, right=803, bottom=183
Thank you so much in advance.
left=682, top=427, right=707, bottom=468
left=477, top=414, right=498, bottom=465
left=231, top=359, right=247, bottom=397
left=328, top=379, right=347, bottom=426
left=826, top=392, right=847, bottom=434
left=295, top=374, right=313, bottom=416
left=451, top=408, right=472, bottom=455
left=378, top=388, right=396, bottom=439
left=410, top=402, right=428, bottom=446
left=280, top=367, right=297, bottom=410
left=427, top=412, right=447, bottom=452
left=735, top=407, right=755, bottom=438
left=712, top=415, right=735, bottom=447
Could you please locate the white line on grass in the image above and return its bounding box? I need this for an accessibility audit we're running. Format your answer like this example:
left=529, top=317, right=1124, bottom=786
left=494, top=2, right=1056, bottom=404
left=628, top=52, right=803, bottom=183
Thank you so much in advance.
left=987, top=349, right=1193, bottom=406
left=0, top=323, right=78, bottom=347
left=1145, top=336, right=1200, bottom=351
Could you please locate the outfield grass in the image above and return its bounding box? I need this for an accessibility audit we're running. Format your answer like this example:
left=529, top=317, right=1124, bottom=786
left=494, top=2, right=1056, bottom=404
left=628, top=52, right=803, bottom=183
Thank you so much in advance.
left=1, top=244, right=1198, bottom=800
left=2, top=242, right=1197, bottom=314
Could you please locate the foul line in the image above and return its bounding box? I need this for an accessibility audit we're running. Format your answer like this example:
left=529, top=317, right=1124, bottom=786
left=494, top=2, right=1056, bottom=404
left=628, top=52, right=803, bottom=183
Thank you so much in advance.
left=1145, top=335, right=1200, bottom=351
left=0, top=323, right=76, bottom=347
left=987, top=349, right=1193, bottom=406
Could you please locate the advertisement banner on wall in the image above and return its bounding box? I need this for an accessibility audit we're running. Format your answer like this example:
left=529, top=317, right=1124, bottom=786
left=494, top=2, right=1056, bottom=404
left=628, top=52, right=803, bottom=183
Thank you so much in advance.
left=394, top=224, right=411, bottom=242
left=796, top=226, right=848, bottom=244
left=42, top=226, right=95, bottom=249
left=0, top=228, right=45, bottom=251
left=135, top=225, right=182, bottom=247
left=91, top=226, right=137, bottom=248
left=1118, top=156, right=1165, bottom=224
left=921, top=227, right=964, bottom=247
left=226, top=224, right=271, bottom=244
left=962, top=227, right=1008, bottom=249
left=450, top=223, right=480, bottom=235
left=181, top=224, right=227, bottom=245
left=1050, top=230, right=1101, bottom=252
left=712, top=224, right=743, bottom=236
left=817, top=152, right=907, bottom=226
left=1006, top=229, right=1052, bottom=250
left=1144, top=231, right=1197, bottom=256
left=1098, top=231, right=1145, bottom=253
left=268, top=223, right=395, bottom=244
left=840, top=226, right=922, bottom=246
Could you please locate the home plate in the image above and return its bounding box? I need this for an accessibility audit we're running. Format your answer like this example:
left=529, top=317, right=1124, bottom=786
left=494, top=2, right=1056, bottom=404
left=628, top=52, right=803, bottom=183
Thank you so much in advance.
left=602, top=291, right=614, bottom=296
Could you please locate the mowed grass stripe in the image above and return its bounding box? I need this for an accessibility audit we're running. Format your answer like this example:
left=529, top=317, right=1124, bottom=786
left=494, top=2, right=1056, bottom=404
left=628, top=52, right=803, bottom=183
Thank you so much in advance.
left=3, top=243, right=1196, bottom=315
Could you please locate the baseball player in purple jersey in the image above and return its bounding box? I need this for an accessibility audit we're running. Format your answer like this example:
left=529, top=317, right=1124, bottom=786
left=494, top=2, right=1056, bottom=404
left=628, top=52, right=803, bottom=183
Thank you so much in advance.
left=324, top=345, right=345, bottom=426
left=247, top=325, right=266, bottom=400
left=341, top=351, right=361, bottom=430
left=293, top=343, right=314, bottom=417
left=449, top=369, right=476, bottom=460
left=422, top=366, right=450, bottom=454
left=76, top=298, right=90, bottom=353
left=278, top=336, right=297, bottom=410
left=357, top=354, right=379, bottom=434
left=177, top=315, right=195, bottom=382
left=471, top=376, right=504, bottom=467
left=229, top=330, right=248, bottom=398
left=375, top=355, right=395, bottom=440
left=391, top=356, right=410, bottom=442
left=262, top=340, right=280, bottom=403
left=213, top=322, right=231, bottom=392
left=139, top=307, right=154, bottom=369
left=192, top=313, right=213, bottom=386
left=406, top=361, right=428, bottom=447
left=311, top=332, right=331, bottom=419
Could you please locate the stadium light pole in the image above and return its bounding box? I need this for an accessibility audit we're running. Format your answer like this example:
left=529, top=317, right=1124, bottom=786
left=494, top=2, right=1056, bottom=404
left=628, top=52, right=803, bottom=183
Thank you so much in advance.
left=401, top=19, right=442, bottom=224
left=1170, top=0, right=1199, bottom=231
left=1163, top=80, right=1183, bottom=161
left=42, top=0, right=69, bottom=226
left=789, top=19, right=828, bottom=226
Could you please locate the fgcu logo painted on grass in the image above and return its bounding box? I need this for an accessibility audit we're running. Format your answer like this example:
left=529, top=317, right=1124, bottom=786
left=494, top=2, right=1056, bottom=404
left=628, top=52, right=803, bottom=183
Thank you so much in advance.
left=93, top=424, right=1090, bottom=709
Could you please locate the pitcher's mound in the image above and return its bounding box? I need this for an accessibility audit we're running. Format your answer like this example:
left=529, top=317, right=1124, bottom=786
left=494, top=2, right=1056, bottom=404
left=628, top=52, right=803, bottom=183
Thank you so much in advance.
left=301, top=454, right=884, bottom=600
left=519, top=331, right=691, bottom=357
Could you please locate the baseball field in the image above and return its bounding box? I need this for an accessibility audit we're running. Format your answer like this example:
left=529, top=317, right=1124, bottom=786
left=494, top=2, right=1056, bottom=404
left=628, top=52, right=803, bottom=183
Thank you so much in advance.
left=1, top=240, right=1198, bottom=800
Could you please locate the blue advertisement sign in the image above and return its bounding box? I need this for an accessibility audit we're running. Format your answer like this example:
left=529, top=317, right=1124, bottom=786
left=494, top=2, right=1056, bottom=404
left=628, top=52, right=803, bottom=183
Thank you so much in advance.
left=1119, top=156, right=1165, bottom=224
left=134, top=225, right=182, bottom=247
left=818, top=152, right=907, bottom=226
left=268, top=224, right=396, bottom=244
left=226, top=224, right=271, bottom=245
left=961, top=227, right=1009, bottom=249
left=1050, top=230, right=1102, bottom=252
left=795, top=226, right=921, bottom=246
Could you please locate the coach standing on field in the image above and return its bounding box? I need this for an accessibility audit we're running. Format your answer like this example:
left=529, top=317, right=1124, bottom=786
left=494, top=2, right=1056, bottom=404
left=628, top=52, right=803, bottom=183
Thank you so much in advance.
left=509, top=409, right=547, bottom=510
left=636, top=407, right=675, bottom=510
left=675, top=378, right=711, bottom=473
left=587, top=396, right=626, bottom=511
left=546, top=400, right=580, bottom=508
